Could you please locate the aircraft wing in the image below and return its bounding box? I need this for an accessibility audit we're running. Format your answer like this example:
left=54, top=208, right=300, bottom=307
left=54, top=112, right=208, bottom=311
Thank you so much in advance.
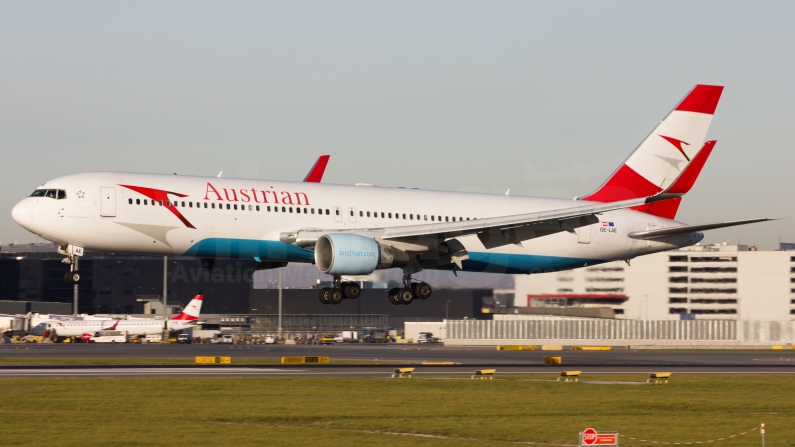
left=627, top=218, right=778, bottom=240
left=284, top=195, right=673, bottom=251
left=380, top=195, right=667, bottom=249
left=303, top=155, right=330, bottom=182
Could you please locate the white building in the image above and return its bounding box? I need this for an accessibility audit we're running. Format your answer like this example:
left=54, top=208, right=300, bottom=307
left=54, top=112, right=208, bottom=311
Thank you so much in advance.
left=514, top=242, right=795, bottom=322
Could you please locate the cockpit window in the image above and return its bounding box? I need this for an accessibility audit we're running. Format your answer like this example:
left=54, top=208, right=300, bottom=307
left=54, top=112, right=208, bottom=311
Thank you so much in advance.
left=57, top=190, right=66, bottom=199
left=44, top=190, right=57, bottom=199
left=30, top=189, right=47, bottom=197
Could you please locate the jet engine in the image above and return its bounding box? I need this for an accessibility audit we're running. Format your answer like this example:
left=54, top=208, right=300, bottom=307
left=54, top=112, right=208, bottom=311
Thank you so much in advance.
left=314, top=233, right=405, bottom=275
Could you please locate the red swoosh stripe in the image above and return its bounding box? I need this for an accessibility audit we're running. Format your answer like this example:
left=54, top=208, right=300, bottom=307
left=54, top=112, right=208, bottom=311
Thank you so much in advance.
left=119, top=184, right=196, bottom=229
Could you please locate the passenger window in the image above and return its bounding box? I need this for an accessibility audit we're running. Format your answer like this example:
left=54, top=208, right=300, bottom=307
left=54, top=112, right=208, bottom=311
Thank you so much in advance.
left=438, top=216, right=441, bottom=221
left=327, top=209, right=330, bottom=215
left=402, top=214, right=406, bottom=219
left=159, top=201, right=163, bottom=206
left=388, top=213, right=392, bottom=218
left=431, top=215, right=434, bottom=221
left=256, top=205, right=259, bottom=211
left=226, top=204, right=231, bottom=210
left=45, top=190, right=56, bottom=199
left=211, top=203, right=215, bottom=209
left=267, top=206, right=271, bottom=211
left=57, top=190, right=66, bottom=199
left=182, top=201, right=185, bottom=207
left=203, top=203, right=207, bottom=208
left=410, top=214, right=413, bottom=220
left=445, top=216, right=448, bottom=222
left=136, top=199, right=140, bottom=205
left=424, top=215, right=428, bottom=221
left=312, top=209, right=315, bottom=215
left=233, top=204, right=237, bottom=210
left=249, top=205, right=253, bottom=211
left=144, top=199, right=148, bottom=205
left=128, top=198, right=133, bottom=204
left=367, top=212, right=370, bottom=217
left=289, top=207, right=293, bottom=213
left=189, top=202, right=193, bottom=208
left=381, top=212, right=384, bottom=218
left=282, top=207, right=286, bottom=212
left=359, top=211, right=363, bottom=217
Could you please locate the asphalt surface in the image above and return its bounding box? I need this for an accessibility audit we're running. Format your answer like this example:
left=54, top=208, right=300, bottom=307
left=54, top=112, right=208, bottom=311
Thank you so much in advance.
left=1, top=343, right=794, bottom=376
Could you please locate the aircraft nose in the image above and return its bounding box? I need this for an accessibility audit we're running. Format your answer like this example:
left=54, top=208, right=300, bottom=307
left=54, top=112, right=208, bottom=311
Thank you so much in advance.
left=11, top=199, right=34, bottom=229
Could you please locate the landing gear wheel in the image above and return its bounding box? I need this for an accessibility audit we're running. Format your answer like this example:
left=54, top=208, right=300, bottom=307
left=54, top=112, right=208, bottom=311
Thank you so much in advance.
left=318, top=288, right=332, bottom=304
left=343, top=283, right=361, bottom=299
left=388, top=288, right=401, bottom=305
left=398, top=287, right=415, bottom=305
left=329, top=288, right=344, bottom=305
left=64, top=271, right=81, bottom=285
left=413, top=282, right=432, bottom=300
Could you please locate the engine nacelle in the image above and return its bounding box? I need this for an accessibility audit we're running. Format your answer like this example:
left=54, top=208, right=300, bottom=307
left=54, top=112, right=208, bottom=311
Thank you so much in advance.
left=314, top=233, right=401, bottom=275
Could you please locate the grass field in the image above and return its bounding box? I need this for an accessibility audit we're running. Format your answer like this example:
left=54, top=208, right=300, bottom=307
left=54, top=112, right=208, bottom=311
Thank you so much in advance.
left=0, top=374, right=791, bottom=446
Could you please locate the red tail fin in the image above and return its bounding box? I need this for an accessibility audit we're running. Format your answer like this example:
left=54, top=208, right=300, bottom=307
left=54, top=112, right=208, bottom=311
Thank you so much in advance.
left=629, top=140, right=716, bottom=219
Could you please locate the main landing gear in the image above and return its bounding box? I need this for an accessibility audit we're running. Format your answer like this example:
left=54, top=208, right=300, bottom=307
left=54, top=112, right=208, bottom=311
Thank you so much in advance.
left=388, top=272, right=432, bottom=305
left=318, top=276, right=362, bottom=305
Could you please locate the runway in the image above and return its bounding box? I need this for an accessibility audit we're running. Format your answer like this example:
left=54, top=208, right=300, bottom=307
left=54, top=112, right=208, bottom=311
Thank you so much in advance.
left=0, top=343, right=793, bottom=376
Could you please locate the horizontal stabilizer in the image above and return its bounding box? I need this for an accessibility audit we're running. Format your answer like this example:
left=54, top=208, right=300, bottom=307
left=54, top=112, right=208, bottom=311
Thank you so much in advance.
left=627, top=218, right=779, bottom=240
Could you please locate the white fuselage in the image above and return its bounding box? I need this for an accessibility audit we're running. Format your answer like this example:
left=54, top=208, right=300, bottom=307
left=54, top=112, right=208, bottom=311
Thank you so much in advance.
left=12, top=172, right=701, bottom=274
left=47, top=318, right=196, bottom=337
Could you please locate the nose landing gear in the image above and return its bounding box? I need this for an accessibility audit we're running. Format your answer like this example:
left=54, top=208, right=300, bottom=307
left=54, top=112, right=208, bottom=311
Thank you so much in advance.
left=64, top=270, right=82, bottom=285
left=61, top=253, right=82, bottom=285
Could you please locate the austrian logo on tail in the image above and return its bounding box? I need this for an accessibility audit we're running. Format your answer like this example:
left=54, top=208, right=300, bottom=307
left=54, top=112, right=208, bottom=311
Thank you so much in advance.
left=119, top=184, right=196, bottom=229
left=658, top=135, right=691, bottom=161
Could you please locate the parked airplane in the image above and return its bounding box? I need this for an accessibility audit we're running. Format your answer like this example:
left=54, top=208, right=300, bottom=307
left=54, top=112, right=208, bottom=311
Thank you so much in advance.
left=46, top=294, right=204, bottom=337
left=11, top=85, right=775, bottom=306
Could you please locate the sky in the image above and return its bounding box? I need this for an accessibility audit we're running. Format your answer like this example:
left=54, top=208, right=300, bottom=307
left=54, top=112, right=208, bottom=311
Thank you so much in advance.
left=1, top=1, right=794, bottom=249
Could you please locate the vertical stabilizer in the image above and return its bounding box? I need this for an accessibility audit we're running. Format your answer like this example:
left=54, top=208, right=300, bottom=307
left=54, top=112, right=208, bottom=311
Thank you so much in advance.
left=581, top=84, right=723, bottom=203
left=169, top=294, right=203, bottom=321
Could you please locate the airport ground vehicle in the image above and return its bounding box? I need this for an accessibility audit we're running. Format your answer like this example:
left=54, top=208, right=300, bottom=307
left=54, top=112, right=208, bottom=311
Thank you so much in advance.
left=11, top=84, right=775, bottom=308
left=320, top=334, right=335, bottom=345
left=334, top=331, right=359, bottom=343
left=363, top=329, right=388, bottom=343
left=90, top=330, right=127, bottom=343
left=417, top=332, right=441, bottom=343
left=177, top=334, right=191, bottom=344
left=219, top=334, right=233, bottom=344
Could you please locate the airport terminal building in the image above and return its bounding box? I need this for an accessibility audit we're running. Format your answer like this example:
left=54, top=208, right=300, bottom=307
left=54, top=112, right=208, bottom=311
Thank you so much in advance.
left=513, top=242, right=795, bottom=322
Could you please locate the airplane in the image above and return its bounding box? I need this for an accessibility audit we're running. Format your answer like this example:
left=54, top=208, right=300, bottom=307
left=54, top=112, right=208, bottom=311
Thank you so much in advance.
left=46, top=294, right=204, bottom=338
left=11, top=84, right=776, bottom=306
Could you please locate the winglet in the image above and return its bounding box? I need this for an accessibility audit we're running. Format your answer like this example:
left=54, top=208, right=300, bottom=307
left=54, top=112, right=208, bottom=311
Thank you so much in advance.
left=303, top=155, right=330, bottom=182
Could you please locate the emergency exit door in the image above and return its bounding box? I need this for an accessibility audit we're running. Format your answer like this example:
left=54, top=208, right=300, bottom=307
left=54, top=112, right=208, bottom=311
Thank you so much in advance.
left=100, top=187, right=116, bottom=217
left=578, top=224, right=591, bottom=244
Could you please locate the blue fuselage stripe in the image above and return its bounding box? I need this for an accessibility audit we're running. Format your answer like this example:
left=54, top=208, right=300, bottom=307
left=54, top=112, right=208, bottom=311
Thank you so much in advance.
left=182, top=238, right=605, bottom=274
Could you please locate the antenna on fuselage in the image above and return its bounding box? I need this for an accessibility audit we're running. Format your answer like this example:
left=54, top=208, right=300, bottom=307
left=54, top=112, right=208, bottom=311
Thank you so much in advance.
left=217, top=171, right=223, bottom=178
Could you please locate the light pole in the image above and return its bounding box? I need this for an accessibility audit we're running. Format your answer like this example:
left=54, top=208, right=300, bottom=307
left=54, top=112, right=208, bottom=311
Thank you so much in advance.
left=278, top=267, right=283, bottom=339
